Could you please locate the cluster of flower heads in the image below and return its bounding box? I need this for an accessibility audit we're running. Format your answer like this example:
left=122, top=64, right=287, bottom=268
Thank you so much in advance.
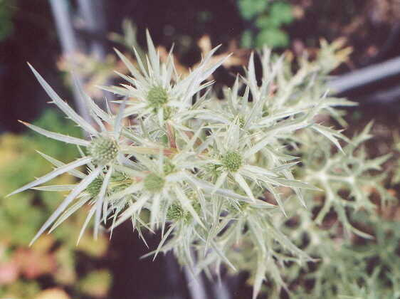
left=9, top=34, right=389, bottom=297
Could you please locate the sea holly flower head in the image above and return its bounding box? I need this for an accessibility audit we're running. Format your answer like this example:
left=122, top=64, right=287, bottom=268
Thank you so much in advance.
left=102, top=30, right=229, bottom=127
left=7, top=62, right=131, bottom=245
left=166, top=203, right=189, bottom=222
left=86, top=176, right=104, bottom=198
left=88, top=135, right=119, bottom=165
left=147, top=85, right=169, bottom=110
left=221, top=151, right=243, bottom=173
left=8, top=34, right=379, bottom=298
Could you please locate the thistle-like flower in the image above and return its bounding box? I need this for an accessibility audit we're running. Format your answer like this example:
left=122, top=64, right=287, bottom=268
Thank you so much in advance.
left=8, top=34, right=381, bottom=298
left=7, top=64, right=130, bottom=245
left=202, top=122, right=317, bottom=215
left=102, top=30, right=229, bottom=127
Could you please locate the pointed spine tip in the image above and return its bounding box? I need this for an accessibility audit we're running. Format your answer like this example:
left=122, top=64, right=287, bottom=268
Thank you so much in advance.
left=29, top=235, right=39, bottom=247
left=18, top=120, right=29, bottom=126
left=35, top=150, right=45, bottom=156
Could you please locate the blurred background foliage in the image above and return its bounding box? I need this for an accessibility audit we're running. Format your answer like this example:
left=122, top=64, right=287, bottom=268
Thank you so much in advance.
left=1, top=0, right=400, bottom=298
left=0, top=0, right=16, bottom=41
left=238, top=0, right=293, bottom=48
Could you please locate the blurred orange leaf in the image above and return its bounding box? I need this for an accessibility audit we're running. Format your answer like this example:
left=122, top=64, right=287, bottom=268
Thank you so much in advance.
left=14, top=248, right=56, bottom=279
left=0, top=261, right=19, bottom=285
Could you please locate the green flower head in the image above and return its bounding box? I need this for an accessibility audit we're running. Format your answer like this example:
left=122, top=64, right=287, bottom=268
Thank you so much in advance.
left=221, top=151, right=243, bottom=172
left=167, top=203, right=186, bottom=221
left=86, top=176, right=103, bottom=198
left=88, top=136, right=119, bottom=165
left=147, top=86, right=168, bottom=110
left=163, top=160, right=176, bottom=175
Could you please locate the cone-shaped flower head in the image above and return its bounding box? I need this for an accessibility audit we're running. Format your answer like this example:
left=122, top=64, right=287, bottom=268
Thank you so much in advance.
left=88, top=136, right=119, bottom=165
left=221, top=151, right=243, bottom=173
left=147, top=86, right=169, bottom=110
left=86, top=176, right=104, bottom=198
left=167, top=203, right=187, bottom=221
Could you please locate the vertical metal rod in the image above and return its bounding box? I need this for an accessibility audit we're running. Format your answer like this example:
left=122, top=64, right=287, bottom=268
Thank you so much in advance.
left=76, top=0, right=112, bottom=106
left=48, top=0, right=91, bottom=124
left=184, top=266, right=208, bottom=299
left=77, top=0, right=106, bottom=60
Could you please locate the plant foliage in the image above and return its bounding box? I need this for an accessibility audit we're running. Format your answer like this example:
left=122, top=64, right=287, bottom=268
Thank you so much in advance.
left=238, top=0, right=294, bottom=48
left=9, top=33, right=396, bottom=298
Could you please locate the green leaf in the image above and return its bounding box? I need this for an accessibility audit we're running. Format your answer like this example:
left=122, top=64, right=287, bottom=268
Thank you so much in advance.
left=237, top=0, right=269, bottom=20
left=241, top=30, right=254, bottom=49
left=256, top=28, right=289, bottom=48
left=269, top=2, right=293, bottom=26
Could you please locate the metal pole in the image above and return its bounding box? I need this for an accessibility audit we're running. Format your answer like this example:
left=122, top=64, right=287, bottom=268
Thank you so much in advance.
left=49, top=0, right=91, bottom=124
left=329, top=55, right=400, bottom=93
left=77, top=0, right=106, bottom=60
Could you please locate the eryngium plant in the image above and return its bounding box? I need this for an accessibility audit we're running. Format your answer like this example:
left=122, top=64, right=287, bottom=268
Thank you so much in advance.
left=9, top=34, right=390, bottom=297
